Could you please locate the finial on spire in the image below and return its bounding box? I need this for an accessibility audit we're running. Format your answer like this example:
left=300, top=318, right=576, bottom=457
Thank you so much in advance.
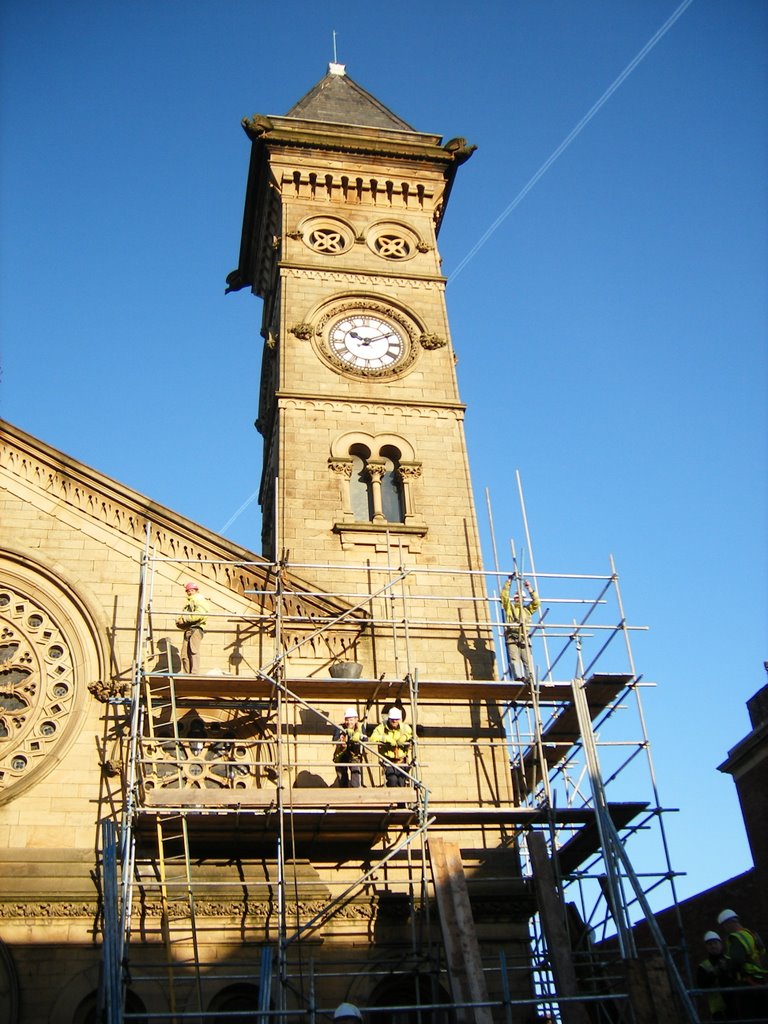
left=329, top=30, right=345, bottom=76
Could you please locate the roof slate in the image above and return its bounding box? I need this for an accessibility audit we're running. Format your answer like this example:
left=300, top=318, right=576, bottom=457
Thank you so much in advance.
left=286, top=67, right=415, bottom=131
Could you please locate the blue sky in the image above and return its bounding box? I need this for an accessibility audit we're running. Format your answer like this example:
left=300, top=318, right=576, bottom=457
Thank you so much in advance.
left=1, top=1, right=766, bottom=912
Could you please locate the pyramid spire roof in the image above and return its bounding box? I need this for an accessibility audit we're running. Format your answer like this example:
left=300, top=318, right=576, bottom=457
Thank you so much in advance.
left=285, top=63, right=415, bottom=131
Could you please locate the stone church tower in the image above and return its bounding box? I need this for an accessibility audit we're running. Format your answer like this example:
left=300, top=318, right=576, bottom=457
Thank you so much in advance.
left=228, top=62, right=480, bottom=582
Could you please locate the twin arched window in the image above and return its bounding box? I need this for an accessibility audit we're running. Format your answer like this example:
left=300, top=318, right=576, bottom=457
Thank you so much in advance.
left=349, top=443, right=405, bottom=523
left=330, top=433, right=421, bottom=528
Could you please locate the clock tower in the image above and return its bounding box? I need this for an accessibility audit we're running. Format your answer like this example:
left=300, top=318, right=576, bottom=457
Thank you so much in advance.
left=228, top=64, right=481, bottom=587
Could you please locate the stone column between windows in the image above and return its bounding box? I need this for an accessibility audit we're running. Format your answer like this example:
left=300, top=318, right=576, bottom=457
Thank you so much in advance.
left=364, top=460, right=388, bottom=522
left=328, top=458, right=354, bottom=520
left=397, top=462, right=422, bottom=522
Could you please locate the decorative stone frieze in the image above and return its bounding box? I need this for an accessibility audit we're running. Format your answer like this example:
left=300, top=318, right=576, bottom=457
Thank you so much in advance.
left=281, top=397, right=463, bottom=422
left=129, top=897, right=377, bottom=922
left=0, top=902, right=96, bottom=919
left=282, top=266, right=444, bottom=291
left=278, top=169, right=437, bottom=213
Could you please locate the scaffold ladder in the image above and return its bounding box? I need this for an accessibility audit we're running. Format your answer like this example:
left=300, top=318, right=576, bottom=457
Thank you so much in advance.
left=570, top=660, right=699, bottom=1023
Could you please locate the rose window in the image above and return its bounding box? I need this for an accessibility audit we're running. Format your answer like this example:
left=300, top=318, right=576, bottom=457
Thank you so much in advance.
left=140, top=716, right=277, bottom=792
left=0, top=586, right=76, bottom=793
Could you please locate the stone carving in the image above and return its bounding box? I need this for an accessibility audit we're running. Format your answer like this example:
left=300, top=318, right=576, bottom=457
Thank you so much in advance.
left=290, top=323, right=315, bottom=340
left=241, top=115, right=274, bottom=138
left=443, top=137, right=478, bottom=164
left=419, top=333, right=446, bottom=350
left=397, top=463, right=423, bottom=481
left=363, top=460, right=387, bottom=484
left=328, top=459, right=354, bottom=479
left=88, top=678, right=127, bottom=704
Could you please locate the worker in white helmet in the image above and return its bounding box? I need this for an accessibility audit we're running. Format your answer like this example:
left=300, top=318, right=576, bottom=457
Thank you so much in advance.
left=696, top=930, right=730, bottom=1022
left=369, top=706, right=413, bottom=787
left=333, top=1003, right=362, bottom=1021
left=716, top=909, right=768, bottom=1019
left=332, top=707, right=365, bottom=788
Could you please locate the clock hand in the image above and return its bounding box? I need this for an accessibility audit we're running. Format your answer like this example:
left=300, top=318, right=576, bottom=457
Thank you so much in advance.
left=348, top=330, right=393, bottom=345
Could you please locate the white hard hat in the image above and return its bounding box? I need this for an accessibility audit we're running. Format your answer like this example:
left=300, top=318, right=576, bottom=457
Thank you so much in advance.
left=334, top=1004, right=362, bottom=1021
left=717, top=908, right=739, bottom=925
left=387, top=707, right=402, bottom=720
left=704, top=931, right=720, bottom=942
left=344, top=707, right=357, bottom=718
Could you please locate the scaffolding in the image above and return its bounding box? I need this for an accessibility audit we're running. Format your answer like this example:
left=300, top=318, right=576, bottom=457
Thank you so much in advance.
left=99, top=542, right=698, bottom=1023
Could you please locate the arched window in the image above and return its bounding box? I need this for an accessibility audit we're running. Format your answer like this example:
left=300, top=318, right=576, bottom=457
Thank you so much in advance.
left=348, top=445, right=404, bottom=524
left=349, top=444, right=374, bottom=522
left=368, top=973, right=452, bottom=1022
left=208, top=982, right=263, bottom=1023
left=73, top=989, right=148, bottom=1024
left=380, top=445, right=405, bottom=524
left=330, top=432, right=424, bottom=544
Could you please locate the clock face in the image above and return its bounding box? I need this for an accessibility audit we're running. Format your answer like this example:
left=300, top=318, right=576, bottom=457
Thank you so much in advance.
left=329, top=314, right=405, bottom=372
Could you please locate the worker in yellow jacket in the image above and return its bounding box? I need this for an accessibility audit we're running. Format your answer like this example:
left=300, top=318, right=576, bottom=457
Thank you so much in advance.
left=175, top=581, right=209, bottom=674
left=332, top=708, right=366, bottom=788
left=500, top=575, right=540, bottom=681
left=696, top=931, right=731, bottom=1021
left=370, top=707, right=413, bottom=787
left=718, top=908, right=768, bottom=1020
